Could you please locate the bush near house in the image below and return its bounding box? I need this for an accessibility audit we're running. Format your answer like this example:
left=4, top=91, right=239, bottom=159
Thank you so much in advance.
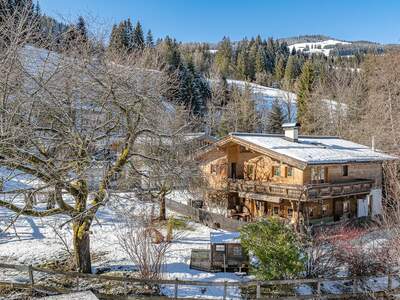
left=240, top=218, right=304, bottom=280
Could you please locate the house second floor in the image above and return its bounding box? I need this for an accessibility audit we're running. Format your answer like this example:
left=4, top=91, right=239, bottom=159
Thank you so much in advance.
left=197, top=124, right=396, bottom=201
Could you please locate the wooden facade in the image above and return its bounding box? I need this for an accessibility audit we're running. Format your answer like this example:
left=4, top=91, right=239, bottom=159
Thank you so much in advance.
left=198, top=133, right=392, bottom=225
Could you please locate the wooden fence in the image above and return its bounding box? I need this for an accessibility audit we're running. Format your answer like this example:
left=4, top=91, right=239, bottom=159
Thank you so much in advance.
left=0, top=262, right=399, bottom=299
left=166, top=198, right=244, bottom=231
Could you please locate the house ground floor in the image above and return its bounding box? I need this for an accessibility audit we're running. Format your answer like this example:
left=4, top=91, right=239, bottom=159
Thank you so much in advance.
left=220, top=189, right=383, bottom=225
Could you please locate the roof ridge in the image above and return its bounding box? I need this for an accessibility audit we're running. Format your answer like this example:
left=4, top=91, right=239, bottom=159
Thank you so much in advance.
left=230, top=132, right=339, bottom=139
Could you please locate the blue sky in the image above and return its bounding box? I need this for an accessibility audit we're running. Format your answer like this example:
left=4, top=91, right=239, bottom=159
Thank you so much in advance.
left=38, top=0, right=400, bottom=44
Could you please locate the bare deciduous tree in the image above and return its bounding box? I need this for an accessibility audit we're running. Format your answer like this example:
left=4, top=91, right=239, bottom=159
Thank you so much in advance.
left=137, top=118, right=205, bottom=220
left=117, top=214, right=172, bottom=281
left=0, top=3, right=182, bottom=273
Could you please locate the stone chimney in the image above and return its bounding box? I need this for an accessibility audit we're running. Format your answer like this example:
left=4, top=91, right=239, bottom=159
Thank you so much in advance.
left=282, top=122, right=300, bottom=142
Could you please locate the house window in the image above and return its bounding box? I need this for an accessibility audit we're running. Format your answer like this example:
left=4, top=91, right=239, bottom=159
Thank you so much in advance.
left=311, top=166, right=326, bottom=183
left=309, top=208, right=314, bottom=217
left=287, top=166, right=293, bottom=177
left=232, top=246, right=242, bottom=256
left=273, top=206, right=279, bottom=215
left=343, top=200, right=350, bottom=213
left=288, top=208, right=293, bottom=217
left=322, top=204, right=328, bottom=216
left=342, top=165, right=349, bottom=177
left=215, top=244, right=225, bottom=252
left=273, top=166, right=281, bottom=177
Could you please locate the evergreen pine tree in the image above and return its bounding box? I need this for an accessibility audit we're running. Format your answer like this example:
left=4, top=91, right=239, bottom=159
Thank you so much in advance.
left=145, top=29, right=154, bottom=48
left=264, top=37, right=276, bottom=73
left=283, top=55, right=295, bottom=90
left=124, top=18, right=133, bottom=50
left=216, top=75, right=230, bottom=106
left=76, top=16, right=88, bottom=43
left=274, top=55, right=285, bottom=82
left=267, top=99, right=285, bottom=133
left=108, top=24, right=123, bottom=52
left=236, top=48, right=248, bottom=80
left=214, top=36, right=232, bottom=77
left=255, top=47, right=266, bottom=74
left=132, top=21, right=144, bottom=50
left=296, top=61, right=314, bottom=132
left=247, top=43, right=257, bottom=80
left=108, top=20, right=131, bottom=53
left=162, top=36, right=181, bottom=70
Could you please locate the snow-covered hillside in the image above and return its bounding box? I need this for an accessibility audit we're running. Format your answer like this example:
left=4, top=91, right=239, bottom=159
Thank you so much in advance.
left=218, top=79, right=346, bottom=123
left=289, top=39, right=351, bottom=56
left=226, top=79, right=297, bottom=121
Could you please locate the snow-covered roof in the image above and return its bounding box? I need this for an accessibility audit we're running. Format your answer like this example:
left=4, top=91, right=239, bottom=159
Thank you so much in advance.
left=210, top=231, right=240, bottom=244
left=228, top=133, right=396, bottom=165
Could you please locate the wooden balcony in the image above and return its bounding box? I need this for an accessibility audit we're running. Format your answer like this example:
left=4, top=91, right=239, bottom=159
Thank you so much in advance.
left=227, top=178, right=373, bottom=201
left=306, top=179, right=374, bottom=200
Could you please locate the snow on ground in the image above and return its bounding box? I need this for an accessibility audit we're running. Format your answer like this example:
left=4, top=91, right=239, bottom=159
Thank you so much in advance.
left=224, top=79, right=297, bottom=121
left=0, top=193, right=246, bottom=299
left=288, top=39, right=351, bottom=56
left=0, top=189, right=398, bottom=299
left=0, top=167, right=44, bottom=192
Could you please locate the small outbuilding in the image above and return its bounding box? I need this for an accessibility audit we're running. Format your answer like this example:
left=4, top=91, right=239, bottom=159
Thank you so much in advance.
left=190, top=231, right=248, bottom=272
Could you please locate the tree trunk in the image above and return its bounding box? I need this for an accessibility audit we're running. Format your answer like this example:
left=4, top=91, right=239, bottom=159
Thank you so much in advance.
left=72, top=220, right=92, bottom=273
left=159, top=193, right=166, bottom=221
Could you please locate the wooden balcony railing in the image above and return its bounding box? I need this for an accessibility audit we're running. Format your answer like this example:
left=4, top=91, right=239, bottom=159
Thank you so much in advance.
left=227, top=178, right=373, bottom=201
left=306, top=179, right=374, bottom=200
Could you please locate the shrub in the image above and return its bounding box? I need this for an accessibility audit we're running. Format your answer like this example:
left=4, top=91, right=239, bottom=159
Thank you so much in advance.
left=240, top=218, right=304, bottom=280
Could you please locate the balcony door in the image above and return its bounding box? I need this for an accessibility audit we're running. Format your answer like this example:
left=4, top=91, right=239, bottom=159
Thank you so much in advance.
left=230, top=163, right=237, bottom=179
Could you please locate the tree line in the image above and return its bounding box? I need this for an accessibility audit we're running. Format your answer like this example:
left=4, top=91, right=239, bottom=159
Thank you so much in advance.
left=2, top=2, right=397, bottom=144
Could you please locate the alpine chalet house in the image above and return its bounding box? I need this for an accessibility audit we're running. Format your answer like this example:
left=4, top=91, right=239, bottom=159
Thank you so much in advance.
left=198, top=123, right=396, bottom=225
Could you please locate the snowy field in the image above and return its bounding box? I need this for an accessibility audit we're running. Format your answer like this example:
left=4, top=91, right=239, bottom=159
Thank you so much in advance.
left=1, top=192, right=399, bottom=299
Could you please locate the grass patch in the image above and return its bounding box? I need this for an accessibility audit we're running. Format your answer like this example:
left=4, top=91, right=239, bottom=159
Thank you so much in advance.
left=168, top=216, right=194, bottom=231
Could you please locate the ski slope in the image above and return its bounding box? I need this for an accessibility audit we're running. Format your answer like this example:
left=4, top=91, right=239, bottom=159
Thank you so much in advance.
left=288, top=39, right=351, bottom=56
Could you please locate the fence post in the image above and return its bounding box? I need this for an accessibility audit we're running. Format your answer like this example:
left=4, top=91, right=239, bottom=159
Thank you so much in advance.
left=317, top=280, right=321, bottom=299
left=352, top=278, right=358, bottom=294
left=223, top=281, right=227, bottom=300
left=223, top=254, right=226, bottom=273
left=256, top=282, right=261, bottom=299
left=124, top=275, right=128, bottom=295
left=388, top=273, right=392, bottom=290
left=174, top=278, right=178, bottom=299
left=28, top=265, right=34, bottom=287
